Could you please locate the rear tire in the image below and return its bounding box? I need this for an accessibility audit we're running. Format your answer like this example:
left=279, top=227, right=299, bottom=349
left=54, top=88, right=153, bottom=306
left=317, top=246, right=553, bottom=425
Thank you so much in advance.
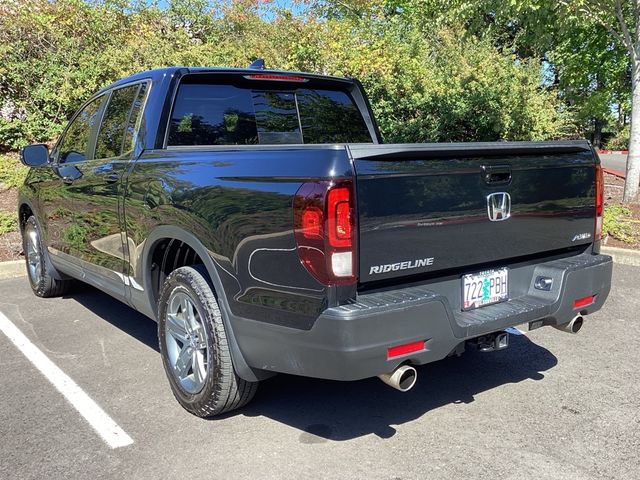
left=22, top=216, right=72, bottom=297
left=157, top=265, right=258, bottom=417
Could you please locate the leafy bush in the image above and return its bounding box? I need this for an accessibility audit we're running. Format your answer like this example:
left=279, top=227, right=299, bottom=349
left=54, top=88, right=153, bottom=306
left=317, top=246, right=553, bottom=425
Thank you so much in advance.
left=605, top=125, right=630, bottom=151
left=0, top=211, right=18, bottom=234
left=0, top=154, right=28, bottom=189
left=350, top=28, right=577, bottom=143
left=603, top=204, right=634, bottom=243
left=0, top=0, right=579, bottom=151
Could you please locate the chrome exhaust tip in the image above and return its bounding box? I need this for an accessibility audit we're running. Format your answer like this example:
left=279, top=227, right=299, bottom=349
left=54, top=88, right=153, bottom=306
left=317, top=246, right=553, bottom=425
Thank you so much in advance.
left=378, top=365, right=417, bottom=392
left=554, top=315, right=584, bottom=334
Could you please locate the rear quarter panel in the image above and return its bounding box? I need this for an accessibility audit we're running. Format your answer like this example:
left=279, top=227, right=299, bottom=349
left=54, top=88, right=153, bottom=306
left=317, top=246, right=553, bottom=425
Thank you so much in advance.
left=124, top=146, right=354, bottom=329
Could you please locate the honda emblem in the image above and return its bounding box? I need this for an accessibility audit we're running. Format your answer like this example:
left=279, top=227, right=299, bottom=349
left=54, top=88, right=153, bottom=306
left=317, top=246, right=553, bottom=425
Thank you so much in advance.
left=487, top=192, right=511, bottom=221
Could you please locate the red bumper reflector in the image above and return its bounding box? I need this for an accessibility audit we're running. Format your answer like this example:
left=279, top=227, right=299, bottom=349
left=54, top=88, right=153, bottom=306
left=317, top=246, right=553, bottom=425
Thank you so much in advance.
left=573, top=295, right=595, bottom=309
left=387, top=341, right=425, bottom=359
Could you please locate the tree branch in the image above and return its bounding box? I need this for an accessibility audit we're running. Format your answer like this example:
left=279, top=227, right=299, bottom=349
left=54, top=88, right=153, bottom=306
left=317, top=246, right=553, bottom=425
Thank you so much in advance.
left=614, top=0, right=638, bottom=59
left=601, top=20, right=633, bottom=59
left=564, top=0, right=637, bottom=63
left=329, top=0, right=363, bottom=19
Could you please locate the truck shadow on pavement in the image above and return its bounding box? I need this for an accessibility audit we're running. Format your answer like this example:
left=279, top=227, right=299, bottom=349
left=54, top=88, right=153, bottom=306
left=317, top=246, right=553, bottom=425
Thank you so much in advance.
left=69, top=286, right=160, bottom=353
left=70, top=286, right=557, bottom=442
left=240, top=335, right=558, bottom=442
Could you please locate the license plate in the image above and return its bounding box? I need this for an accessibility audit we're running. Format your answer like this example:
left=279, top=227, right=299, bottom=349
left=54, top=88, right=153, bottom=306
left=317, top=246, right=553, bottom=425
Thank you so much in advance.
left=462, top=268, right=508, bottom=311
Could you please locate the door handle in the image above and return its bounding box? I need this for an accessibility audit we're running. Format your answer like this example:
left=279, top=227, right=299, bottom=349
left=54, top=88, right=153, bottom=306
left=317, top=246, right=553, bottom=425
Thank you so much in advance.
left=62, top=176, right=75, bottom=185
left=105, top=172, right=120, bottom=184
left=480, top=165, right=512, bottom=185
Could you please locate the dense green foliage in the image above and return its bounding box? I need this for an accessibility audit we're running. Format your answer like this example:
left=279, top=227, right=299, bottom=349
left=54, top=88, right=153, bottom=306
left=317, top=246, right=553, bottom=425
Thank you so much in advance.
left=467, top=0, right=632, bottom=149
left=603, top=204, right=635, bottom=244
left=0, top=210, right=17, bottom=235
left=0, top=0, right=580, bottom=150
left=0, top=153, right=27, bottom=189
left=319, top=0, right=633, bottom=147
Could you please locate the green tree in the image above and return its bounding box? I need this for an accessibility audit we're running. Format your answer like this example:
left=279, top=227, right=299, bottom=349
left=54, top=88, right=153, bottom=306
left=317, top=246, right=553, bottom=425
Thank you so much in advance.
left=428, top=0, right=638, bottom=201
left=312, top=0, right=577, bottom=141
left=0, top=0, right=577, bottom=153
left=558, top=0, right=639, bottom=202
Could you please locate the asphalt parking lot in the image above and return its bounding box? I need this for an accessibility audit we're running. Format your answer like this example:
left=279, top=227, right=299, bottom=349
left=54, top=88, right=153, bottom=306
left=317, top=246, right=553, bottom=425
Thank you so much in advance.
left=599, top=153, right=628, bottom=173
left=0, top=264, right=638, bottom=480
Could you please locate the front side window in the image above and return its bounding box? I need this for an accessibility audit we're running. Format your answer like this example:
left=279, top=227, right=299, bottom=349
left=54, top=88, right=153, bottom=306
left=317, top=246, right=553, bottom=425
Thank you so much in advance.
left=57, top=95, right=104, bottom=163
left=167, top=80, right=372, bottom=146
left=95, top=85, right=140, bottom=159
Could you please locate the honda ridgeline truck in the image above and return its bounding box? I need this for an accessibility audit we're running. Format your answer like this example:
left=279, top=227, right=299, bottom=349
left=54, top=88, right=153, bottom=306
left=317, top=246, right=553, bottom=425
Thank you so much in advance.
left=18, top=66, right=613, bottom=416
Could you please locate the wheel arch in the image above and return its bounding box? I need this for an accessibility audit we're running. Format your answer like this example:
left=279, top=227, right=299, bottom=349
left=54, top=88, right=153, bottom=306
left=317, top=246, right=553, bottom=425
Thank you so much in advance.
left=18, top=201, right=34, bottom=233
left=142, top=225, right=269, bottom=382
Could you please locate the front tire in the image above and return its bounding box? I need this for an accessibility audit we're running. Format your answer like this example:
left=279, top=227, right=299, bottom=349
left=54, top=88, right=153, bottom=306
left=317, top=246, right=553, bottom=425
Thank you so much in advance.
left=158, top=265, right=258, bottom=417
left=22, top=216, right=72, bottom=297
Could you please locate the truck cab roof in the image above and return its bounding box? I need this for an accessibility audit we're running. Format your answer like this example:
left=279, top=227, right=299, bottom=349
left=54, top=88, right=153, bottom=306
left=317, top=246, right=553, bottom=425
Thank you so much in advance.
left=99, top=66, right=355, bottom=95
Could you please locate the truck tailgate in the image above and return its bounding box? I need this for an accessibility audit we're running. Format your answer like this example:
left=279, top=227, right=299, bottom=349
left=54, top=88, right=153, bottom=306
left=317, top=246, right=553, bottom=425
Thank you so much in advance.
left=350, top=141, right=597, bottom=284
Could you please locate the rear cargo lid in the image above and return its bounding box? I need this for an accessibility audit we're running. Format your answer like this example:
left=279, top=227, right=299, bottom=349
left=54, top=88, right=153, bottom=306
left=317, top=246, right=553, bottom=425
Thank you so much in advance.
left=350, top=141, right=597, bottom=284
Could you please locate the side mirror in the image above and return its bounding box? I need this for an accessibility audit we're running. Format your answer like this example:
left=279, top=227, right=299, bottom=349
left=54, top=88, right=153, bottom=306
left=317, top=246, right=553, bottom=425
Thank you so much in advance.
left=20, top=144, right=50, bottom=167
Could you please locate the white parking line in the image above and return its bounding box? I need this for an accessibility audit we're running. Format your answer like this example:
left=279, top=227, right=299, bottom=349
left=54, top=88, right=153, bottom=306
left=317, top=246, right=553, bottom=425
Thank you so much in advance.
left=0, top=311, right=133, bottom=449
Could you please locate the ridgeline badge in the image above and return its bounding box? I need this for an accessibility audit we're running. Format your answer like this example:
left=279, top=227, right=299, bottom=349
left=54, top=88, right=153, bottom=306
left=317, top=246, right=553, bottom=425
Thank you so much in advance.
left=370, top=258, right=434, bottom=275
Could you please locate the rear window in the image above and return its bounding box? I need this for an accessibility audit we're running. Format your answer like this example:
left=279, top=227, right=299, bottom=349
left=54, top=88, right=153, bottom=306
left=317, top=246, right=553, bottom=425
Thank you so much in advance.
left=167, top=81, right=372, bottom=146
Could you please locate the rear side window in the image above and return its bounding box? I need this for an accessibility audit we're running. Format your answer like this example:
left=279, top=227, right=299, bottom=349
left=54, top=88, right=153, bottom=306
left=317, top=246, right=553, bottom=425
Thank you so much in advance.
left=168, top=82, right=372, bottom=146
left=96, top=82, right=149, bottom=159
left=122, top=82, right=149, bottom=155
left=58, top=95, right=104, bottom=163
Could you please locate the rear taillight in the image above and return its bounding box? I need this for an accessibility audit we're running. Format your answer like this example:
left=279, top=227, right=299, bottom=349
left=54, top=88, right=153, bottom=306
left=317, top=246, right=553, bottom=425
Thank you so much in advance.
left=595, top=164, right=604, bottom=240
left=327, top=186, right=352, bottom=247
left=293, top=180, right=357, bottom=285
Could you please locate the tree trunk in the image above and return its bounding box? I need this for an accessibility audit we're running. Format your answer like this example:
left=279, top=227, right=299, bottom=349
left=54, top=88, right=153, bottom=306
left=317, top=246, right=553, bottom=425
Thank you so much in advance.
left=623, top=61, right=640, bottom=203
left=592, top=118, right=603, bottom=148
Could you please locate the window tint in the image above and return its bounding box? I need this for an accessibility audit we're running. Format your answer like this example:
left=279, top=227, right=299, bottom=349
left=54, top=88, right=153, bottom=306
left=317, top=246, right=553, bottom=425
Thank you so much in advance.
left=169, top=84, right=258, bottom=146
left=297, top=89, right=372, bottom=144
left=58, top=95, right=104, bottom=163
left=95, top=85, right=139, bottom=159
left=253, top=91, right=302, bottom=144
left=168, top=82, right=372, bottom=146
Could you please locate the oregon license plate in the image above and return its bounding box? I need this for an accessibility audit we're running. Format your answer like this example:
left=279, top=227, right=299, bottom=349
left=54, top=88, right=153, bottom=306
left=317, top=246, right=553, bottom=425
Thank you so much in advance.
left=462, top=268, right=509, bottom=311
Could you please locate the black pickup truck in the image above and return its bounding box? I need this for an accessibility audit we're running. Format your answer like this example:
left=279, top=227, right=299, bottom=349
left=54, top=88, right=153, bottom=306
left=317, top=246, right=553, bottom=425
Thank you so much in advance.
left=18, top=66, right=612, bottom=417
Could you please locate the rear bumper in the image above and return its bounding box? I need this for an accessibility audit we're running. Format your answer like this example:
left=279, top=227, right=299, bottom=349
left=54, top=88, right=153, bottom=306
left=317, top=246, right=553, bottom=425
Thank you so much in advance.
left=232, top=252, right=613, bottom=381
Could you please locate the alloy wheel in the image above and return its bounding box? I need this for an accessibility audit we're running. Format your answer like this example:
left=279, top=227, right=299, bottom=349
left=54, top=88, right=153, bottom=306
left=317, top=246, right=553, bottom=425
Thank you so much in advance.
left=165, top=289, right=210, bottom=394
left=25, top=228, right=42, bottom=285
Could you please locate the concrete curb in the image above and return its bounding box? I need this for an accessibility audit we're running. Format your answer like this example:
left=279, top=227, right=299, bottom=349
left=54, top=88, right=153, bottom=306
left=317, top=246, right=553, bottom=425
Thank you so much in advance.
left=601, top=246, right=640, bottom=267
left=0, top=260, right=25, bottom=280
left=598, top=150, right=628, bottom=155
left=603, top=166, right=626, bottom=179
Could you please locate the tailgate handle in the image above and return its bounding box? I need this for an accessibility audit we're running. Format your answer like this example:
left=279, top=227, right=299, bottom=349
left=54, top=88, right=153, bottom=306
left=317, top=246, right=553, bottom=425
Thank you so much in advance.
left=481, top=165, right=512, bottom=184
